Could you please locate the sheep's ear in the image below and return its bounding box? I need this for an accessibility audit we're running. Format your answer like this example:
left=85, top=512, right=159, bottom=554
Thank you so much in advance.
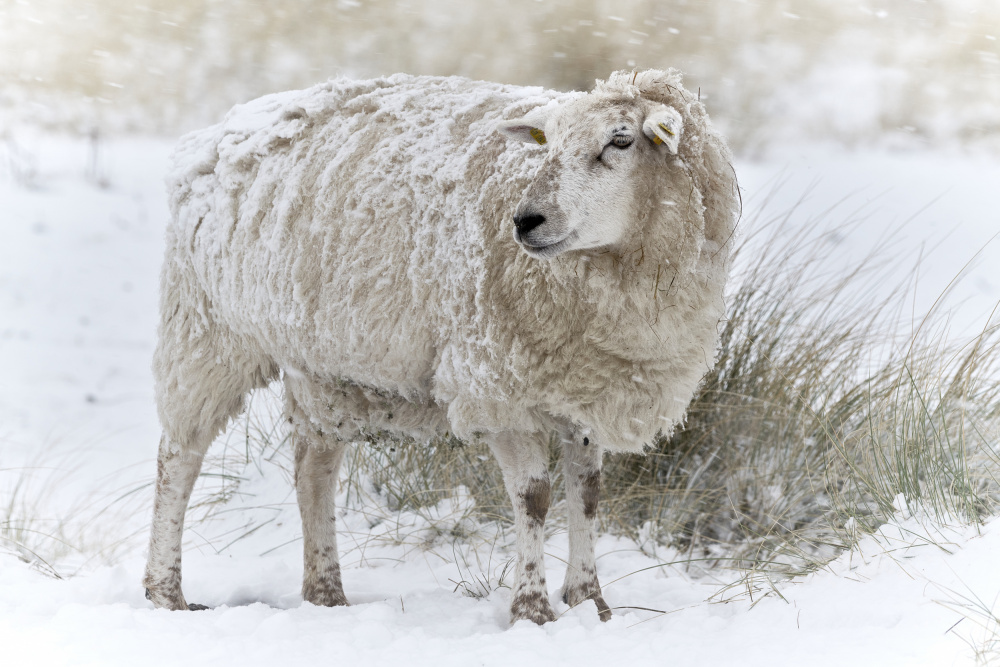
left=642, top=106, right=683, bottom=155
left=498, top=107, right=552, bottom=146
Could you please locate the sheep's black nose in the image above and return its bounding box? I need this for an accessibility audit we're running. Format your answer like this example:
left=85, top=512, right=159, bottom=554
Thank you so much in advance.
left=513, top=213, right=546, bottom=234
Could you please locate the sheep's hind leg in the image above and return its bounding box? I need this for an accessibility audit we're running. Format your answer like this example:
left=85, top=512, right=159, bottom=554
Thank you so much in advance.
left=144, top=300, right=275, bottom=610
left=288, top=387, right=349, bottom=607
left=144, top=435, right=211, bottom=611
left=560, top=432, right=611, bottom=621
left=487, top=432, right=556, bottom=625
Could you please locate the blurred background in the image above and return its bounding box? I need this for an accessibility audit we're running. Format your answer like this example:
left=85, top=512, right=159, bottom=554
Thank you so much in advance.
left=3, top=0, right=999, bottom=156
left=3, top=2, right=1000, bottom=634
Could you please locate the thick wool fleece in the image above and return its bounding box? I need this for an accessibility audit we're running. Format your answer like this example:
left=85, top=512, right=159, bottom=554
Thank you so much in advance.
left=158, top=70, right=738, bottom=454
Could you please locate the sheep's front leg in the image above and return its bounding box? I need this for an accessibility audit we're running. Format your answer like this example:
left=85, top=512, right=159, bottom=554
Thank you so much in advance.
left=143, top=436, right=209, bottom=611
left=294, top=435, right=349, bottom=607
left=561, top=433, right=611, bottom=621
left=285, top=378, right=352, bottom=609
left=487, top=433, right=556, bottom=625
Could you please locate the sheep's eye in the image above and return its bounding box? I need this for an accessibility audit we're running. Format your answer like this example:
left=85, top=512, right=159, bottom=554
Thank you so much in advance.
left=596, top=135, right=634, bottom=164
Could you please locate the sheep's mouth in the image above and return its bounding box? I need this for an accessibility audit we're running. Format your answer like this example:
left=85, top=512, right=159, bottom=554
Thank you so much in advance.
left=517, top=231, right=578, bottom=259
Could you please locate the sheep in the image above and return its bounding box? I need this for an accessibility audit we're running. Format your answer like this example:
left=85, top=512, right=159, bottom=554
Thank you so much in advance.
left=143, top=69, right=739, bottom=625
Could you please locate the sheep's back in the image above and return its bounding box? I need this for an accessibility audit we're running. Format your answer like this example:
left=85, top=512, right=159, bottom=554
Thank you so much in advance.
left=163, top=74, right=563, bottom=403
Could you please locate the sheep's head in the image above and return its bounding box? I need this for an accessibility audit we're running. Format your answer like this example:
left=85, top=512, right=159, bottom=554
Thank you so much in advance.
left=499, top=93, right=683, bottom=259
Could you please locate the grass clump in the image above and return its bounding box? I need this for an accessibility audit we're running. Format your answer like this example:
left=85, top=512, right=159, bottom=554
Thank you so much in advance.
left=0, top=450, right=152, bottom=578
left=603, top=203, right=1000, bottom=578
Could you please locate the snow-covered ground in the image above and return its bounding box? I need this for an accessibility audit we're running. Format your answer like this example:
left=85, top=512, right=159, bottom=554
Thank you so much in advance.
left=1, top=134, right=999, bottom=665
left=3, top=507, right=1000, bottom=666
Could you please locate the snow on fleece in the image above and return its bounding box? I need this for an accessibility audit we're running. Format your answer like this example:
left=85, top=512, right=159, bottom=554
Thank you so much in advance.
left=159, top=70, right=738, bottom=453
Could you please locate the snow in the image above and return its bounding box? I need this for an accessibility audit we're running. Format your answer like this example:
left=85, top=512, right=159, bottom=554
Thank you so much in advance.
left=2, top=134, right=1000, bottom=665
left=0, top=134, right=168, bottom=513
left=3, top=499, right=1000, bottom=665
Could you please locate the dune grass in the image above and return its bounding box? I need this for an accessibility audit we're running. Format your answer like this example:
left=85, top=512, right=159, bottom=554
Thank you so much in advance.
left=0, top=458, right=69, bottom=579
left=0, top=451, right=152, bottom=578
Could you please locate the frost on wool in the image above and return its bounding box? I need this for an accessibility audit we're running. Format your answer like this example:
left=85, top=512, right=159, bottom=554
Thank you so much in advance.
left=158, top=70, right=738, bottom=454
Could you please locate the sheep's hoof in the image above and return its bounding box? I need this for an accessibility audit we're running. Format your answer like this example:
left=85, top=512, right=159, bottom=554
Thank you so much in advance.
left=303, top=586, right=349, bottom=607
left=511, top=606, right=557, bottom=626
left=562, top=586, right=612, bottom=622
left=305, top=593, right=350, bottom=608
left=595, top=596, right=612, bottom=623
left=187, top=603, right=210, bottom=611
left=510, top=591, right=556, bottom=625
left=144, top=586, right=193, bottom=611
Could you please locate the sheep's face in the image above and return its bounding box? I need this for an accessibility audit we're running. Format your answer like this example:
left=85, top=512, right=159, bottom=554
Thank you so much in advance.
left=499, top=96, right=682, bottom=259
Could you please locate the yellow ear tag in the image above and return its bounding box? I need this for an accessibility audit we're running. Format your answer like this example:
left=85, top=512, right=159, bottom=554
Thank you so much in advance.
left=652, top=122, right=676, bottom=145
left=529, top=128, right=547, bottom=145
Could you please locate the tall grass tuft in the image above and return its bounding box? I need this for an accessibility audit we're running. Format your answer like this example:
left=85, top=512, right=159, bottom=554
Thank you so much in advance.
left=0, top=451, right=153, bottom=577
left=603, top=196, right=1000, bottom=579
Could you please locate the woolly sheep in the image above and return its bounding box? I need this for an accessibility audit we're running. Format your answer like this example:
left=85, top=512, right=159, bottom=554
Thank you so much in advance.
left=143, top=69, right=739, bottom=625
